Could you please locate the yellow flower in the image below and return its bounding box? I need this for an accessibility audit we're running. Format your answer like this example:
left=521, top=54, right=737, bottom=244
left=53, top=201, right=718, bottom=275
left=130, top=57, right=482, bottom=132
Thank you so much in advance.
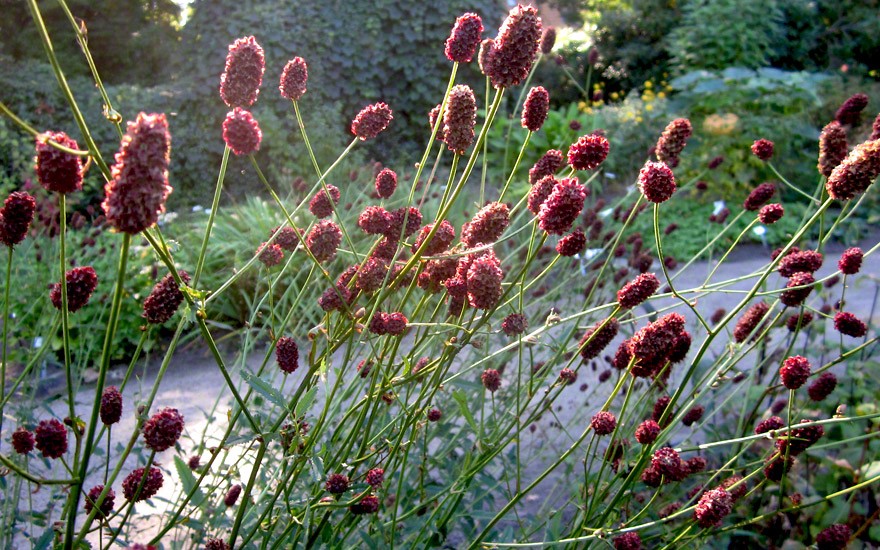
left=645, top=104, right=653, bottom=112
left=611, top=92, right=619, bottom=100
left=644, top=81, right=653, bottom=89
left=635, top=116, right=643, bottom=123
left=657, top=92, right=666, bottom=99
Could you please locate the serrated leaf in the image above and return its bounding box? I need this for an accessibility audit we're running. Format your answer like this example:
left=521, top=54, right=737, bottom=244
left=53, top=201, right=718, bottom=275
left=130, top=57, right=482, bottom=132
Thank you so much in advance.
left=452, top=389, right=477, bottom=432
left=295, top=386, right=318, bottom=418
left=174, top=456, right=206, bottom=507
left=241, top=368, right=286, bottom=410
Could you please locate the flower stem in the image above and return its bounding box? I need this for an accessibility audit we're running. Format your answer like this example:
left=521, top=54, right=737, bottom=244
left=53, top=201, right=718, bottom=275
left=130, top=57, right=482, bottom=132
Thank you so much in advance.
left=193, top=145, right=230, bottom=288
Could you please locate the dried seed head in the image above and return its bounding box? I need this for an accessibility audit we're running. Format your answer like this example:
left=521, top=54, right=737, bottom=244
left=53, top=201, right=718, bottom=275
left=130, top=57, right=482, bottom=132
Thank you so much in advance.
left=637, top=161, right=676, bottom=203
left=143, top=407, right=184, bottom=452
left=279, top=57, right=308, bottom=101
left=834, top=311, right=867, bottom=337
left=143, top=271, right=190, bottom=324
left=817, top=121, right=848, bottom=178
left=539, top=177, right=587, bottom=235
left=655, top=118, right=692, bottom=168
left=276, top=336, right=299, bottom=373
left=50, top=266, right=98, bottom=313
left=351, top=103, right=393, bottom=141
left=0, top=192, right=36, bottom=247
left=484, top=5, right=542, bottom=89
left=444, top=85, right=477, bottom=155
left=758, top=203, right=784, bottom=224
left=122, top=466, right=163, bottom=501
left=567, top=133, right=609, bottom=171
left=751, top=138, right=774, bottom=161
left=220, top=36, right=265, bottom=107
left=445, top=13, right=483, bottom=63
left=103, top=113, right=172, bottom=233
left=100, top=386, right=123, bottom=426
left=35, top=132, right=83, bottom=194
left=529, top=149, right=564, bottom=184
left=743, top=182, right=776, bottom=211
left=826, top=138, right=880, bottom=200
left=522, top=86, right=550, bottom=132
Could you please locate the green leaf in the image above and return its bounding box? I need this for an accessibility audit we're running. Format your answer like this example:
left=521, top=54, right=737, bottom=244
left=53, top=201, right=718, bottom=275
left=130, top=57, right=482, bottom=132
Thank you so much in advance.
left=173, top=456, right=206, bottom=507
left=295, top=386, right=318, bottom=418
left=452, top=390, right=478, bottom=432
left=241, top=368, right=287, bottom=410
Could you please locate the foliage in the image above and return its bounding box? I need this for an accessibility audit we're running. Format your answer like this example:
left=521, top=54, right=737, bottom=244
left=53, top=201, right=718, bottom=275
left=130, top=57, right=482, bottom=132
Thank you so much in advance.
left=666, top=0, right=786, bottom=73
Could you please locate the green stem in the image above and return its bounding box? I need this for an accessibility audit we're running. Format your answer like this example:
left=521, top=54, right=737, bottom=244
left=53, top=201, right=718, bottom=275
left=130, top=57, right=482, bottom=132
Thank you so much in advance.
left=0, top=247, right=13, bottom=448
left=58, top=193, right=77, bottom=429
left=194, top=146, right=230, bottom=287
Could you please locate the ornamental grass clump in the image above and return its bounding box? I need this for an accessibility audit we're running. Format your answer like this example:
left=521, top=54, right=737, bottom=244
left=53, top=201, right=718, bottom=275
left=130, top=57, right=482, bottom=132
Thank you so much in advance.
left=1, top=4, right=878, bottom=550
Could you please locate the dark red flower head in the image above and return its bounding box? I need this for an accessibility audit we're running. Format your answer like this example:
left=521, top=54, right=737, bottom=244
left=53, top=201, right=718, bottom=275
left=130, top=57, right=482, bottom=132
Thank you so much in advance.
left=539, top=26, right=556, bottom=55
left=529, top=149, right=564, bottom=184
left=780, top=355, right=811, bottom=390
left=308, top=185, right=341, bottom=218
left=651, top=446, right=683, bottom=478
left=100, top=386, right=123, bottom=426
left=808, top=372, right=837, bottom=402
left=694, top=488, right=732, bottom=528
left=873, top=113, right=880, bottom=141
left=257, top=242, right=283, bottom=267
left=143, top=407, right=184, bottom=452
left=539, top=177, right=587, bottom=235
left=444, top=85, right=477, bottom=155
left=682, top=405, right=704, bottom=427
left=279, top=57, right=308, bottom=101
left=467, top=250, right=503, bottom=309
left=568, top=133, right=609, bottom=171
left=123, top=466, right=163, bottom=501
left=755, top=415, right=784, bottom=435
left=637, top=161, right=676, bottom=203
left=34, top=418, right=68, bottom=459
left=591, top=411, right=617, bottom=435
left=484, top=5, right=542, bottom=89
left=375, top=168, right=397, bottom=198
left=50, top=266, right=98, bottom=313
left=385, top=206, right=422, bottom=240
left=635, top=419, right=660, bottom=444
left=825, top=138, right=880, bottom=200
left=462, top=201, right=509, bottom=247
left=835, top=93, right=869, bottom=127
left=743, top=182, right=776, bottom=211
left=11, top=427, right=34, bottom=454
left=205, top=539, right=230, bottom=550
left=613, top=532, right=641, bottom=550
left=502, top=313, right=528, bottom=336
left=35, top=131, right=83, bottom=194
left=758, top=203, right=784, bottom=224
left=834, top=311, right=867, bottom=337
left=143, top=271, right=191, bottom=324
left=778, top=249, right=823, bottom=277
left=579, top=317, right=619, bottom=361
left=816, top=523, right=851, bottom=550
left=365, top=467, right=385, bottom=487
left=413, top=220, right=455, bottom=256
left=103, top=113, right=172, bottom=233
left=786, top=311, right=813, bottom=332
left=528, top=175, right=557, bottom=215
left=276, top=336, right=299, bottom=373
left=271, top=226, right=302, bottom=252
left=655, top=118, right=692, bottom=168
left=780, top=272, right=815, bottom=307
left=522, top=86, right=550, bottom=132
left=351, top=103, right=393, bottom=141
left=350, top=494, right=380, bottom=515
left=0, top=192, right=36, bottom=247
left=85, top=485, right=115, bottom=518
left=817, top=121, right=848, bottom=178
left=838, top=247, right=863, bottom=275
left=325, top=473, right=350, bottom=494
left=222, top=108, right=262, bottom=156
left=306, top=220, right=342, bottom=263
left=224, top=484, right=242, bottom=506
left=427, top=408, right=442, bottom=422
left=481, top=368, right=501, bottom=392
left=556, top=228, right=586, bottom=257
left=445, top=13, right=483, bottom=63
left=751, top=139, right=774, bottom=161
left=220, top=36, right=265, bottom=108
left=617, top=273, right=660, bottom=309
left=733, top=301, right=770, bottom=343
